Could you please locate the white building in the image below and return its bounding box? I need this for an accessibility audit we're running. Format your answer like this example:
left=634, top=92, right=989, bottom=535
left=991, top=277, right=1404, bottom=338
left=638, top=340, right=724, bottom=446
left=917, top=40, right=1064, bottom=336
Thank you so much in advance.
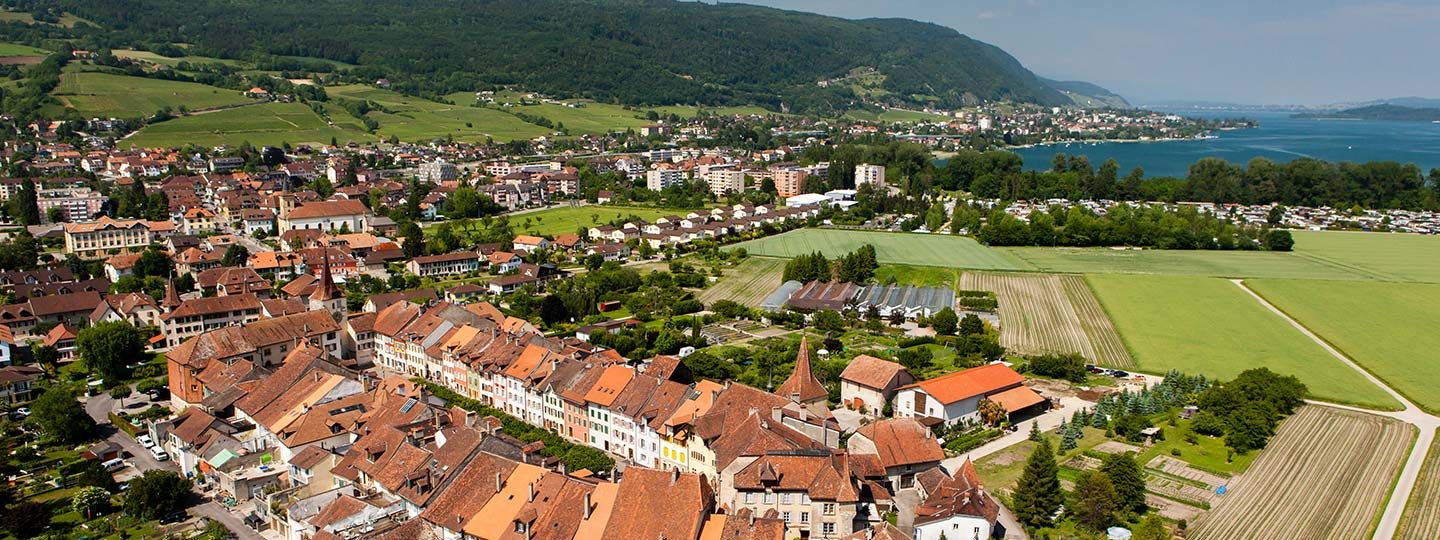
left=704, top=170, right=746, bottom=196
left=854, top=163, right=886, bottom=188
left=646, top=168, right=687, bottom=191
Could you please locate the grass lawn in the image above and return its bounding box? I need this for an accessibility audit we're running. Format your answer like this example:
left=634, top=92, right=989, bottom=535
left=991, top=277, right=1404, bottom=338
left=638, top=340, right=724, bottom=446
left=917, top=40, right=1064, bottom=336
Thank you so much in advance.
left=1291, top=230, right=1440, bottom=283
left=1137, top=417, right=1258, bottom=476
left=730, top=229, right=1024, bottom=270
left=124, top=101, right=376, bottom=148
left=997, top=246, right=1369, bottom=280
left=1247, top=279, right=1440, bottom=413
left=1086, top=274, right=1399, bottom=410
left=52, top=70, right=256, bottom=117
left=328, top=85, right=549, bottom=142
left=500, top=205, right=693, bottom=237
left=0, top=42, right=48, bottom=57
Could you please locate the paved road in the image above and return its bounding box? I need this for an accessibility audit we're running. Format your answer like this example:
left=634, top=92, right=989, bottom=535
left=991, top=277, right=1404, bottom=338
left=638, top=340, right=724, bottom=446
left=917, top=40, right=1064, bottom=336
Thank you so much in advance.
left=1232, top=279, right=1439, bottom=540
left=83, top=389, right=264, bottom=540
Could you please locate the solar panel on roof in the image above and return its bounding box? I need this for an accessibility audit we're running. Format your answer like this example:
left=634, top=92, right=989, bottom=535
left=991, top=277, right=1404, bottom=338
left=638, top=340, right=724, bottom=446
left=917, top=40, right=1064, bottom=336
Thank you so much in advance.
left=399, top=397, right=418, bottom=413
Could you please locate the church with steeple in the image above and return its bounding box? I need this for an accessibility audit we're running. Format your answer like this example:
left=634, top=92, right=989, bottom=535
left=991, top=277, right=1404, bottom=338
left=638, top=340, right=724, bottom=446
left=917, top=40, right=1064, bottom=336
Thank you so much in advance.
left=775, top=336, right=830, bottom=408
left=308, top=248, right=346, bottom=320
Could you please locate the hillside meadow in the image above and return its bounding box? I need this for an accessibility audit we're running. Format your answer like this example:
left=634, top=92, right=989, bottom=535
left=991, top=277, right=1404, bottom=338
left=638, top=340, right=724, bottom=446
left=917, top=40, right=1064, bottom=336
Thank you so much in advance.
left=53, top=69, right=255, bottom=117
left=1086, top=274, right=1399, bottom=410
left=123, top=101, right=375, bottom=148
left=328, top=85, right=549, bottom=143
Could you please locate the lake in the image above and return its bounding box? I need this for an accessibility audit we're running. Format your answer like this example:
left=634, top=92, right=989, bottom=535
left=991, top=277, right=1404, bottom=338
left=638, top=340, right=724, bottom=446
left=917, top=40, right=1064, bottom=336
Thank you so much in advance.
left=1008, top=110, right=1440, bottom=177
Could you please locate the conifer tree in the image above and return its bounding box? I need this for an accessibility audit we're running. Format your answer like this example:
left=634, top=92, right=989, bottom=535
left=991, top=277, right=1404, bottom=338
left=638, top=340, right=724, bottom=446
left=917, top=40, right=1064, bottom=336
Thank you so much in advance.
left=1012, top=440, right=1063, bottom=529
left=1101, top=452, right=1148, bottom=514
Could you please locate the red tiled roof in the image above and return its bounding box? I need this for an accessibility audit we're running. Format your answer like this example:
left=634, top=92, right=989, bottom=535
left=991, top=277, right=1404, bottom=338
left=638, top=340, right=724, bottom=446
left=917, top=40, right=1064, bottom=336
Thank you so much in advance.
left=987, top=385, right=1047, bottom=413
left=898, top=363, right=1025, bottom=405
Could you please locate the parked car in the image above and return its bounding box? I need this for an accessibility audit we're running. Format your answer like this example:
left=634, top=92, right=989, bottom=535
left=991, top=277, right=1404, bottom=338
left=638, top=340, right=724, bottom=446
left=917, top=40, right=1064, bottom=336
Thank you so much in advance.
left=159, top=510, right=187, bottom=524
left=9, top=407, right=30, bottom=419
left=1108, top=369, right=1131, bottom=378
left=102, top=458, right=127, bottom=472
left=136, top=434, right=155, bottom=448
left=150, top=446, right=169, bottom=462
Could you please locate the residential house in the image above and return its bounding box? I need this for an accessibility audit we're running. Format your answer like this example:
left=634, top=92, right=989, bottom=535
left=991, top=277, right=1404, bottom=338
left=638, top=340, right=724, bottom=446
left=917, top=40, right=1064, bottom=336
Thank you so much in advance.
left=893, top=364, right=1046, bottom=427
left=839, top=355, right=913, bottom=415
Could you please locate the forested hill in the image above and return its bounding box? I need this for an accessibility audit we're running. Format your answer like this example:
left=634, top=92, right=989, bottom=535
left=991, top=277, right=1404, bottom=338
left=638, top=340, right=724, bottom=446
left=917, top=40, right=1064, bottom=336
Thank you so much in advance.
left=42, top=0, right=1068, bottom=113
left=1293, top=104, right=1440, bottom=122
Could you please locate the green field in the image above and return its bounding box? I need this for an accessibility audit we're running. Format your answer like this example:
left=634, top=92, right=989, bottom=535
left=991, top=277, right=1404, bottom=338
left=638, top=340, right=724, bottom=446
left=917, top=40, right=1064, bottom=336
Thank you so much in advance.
left=1086, top=274, right=1399, bottom=410
left=329, top=85, right=549, bottom=142
left=998, top=246, right=1369, bottom=280
left=731, top=229, right=1024, bottom=269
left=0, top=42, right=48, bottom=57
left=434, top=205, right=692, bottom=238
left=647, top=105, right=780, bottom=118
left=111, top=49, right=249, bottom=68
left=53, top=70, right=255, bottom=117
left=505, top=101, right=653, bottom=135
left=874, top=264, right=962, bottom=288
left=1291, top=230, right=1440, bottom=283
left=0, top=10, right=90, bottom=27
left=124, top=101, right=375, bottom=148
left=843, top=108, right=951, bottom=123
left=1247, top=279, right=1440, bottom=412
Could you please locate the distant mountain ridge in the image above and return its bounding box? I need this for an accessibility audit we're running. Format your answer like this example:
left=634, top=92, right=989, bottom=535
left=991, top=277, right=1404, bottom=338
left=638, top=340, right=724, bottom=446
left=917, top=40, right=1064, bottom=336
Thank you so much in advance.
left=49, top=0, right=1071, bottom=113
left=1040, top=77, right=1131, bottom=109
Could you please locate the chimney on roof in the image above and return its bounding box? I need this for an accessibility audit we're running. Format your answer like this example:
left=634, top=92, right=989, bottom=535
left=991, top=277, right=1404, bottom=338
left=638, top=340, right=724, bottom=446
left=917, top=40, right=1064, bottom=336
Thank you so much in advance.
left=671, top=467, right=680, bottom=486
left=527, top=481, right=536, bottom=502
left=583, top=491, right=593, bottom=520
left=495, top=472, right=504, bottom=492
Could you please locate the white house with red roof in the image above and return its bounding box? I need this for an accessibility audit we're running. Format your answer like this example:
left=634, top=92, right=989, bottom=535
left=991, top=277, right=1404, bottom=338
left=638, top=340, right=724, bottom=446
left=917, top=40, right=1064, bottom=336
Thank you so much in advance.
left=894, top=363, right=1046, bottom=427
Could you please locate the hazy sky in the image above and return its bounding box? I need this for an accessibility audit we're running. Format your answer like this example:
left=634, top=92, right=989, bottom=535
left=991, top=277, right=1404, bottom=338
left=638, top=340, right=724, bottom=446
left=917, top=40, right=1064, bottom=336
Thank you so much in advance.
left=732, top=0, right=1439, bottom=106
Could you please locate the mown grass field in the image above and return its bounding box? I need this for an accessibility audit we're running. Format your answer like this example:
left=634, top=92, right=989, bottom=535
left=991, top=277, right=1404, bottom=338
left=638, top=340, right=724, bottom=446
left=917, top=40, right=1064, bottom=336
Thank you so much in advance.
left=1086, top=274, right=1399, bottom=409
left=698, top=257, right=787, bottom=308
left=961, top=272, right=1134, bottom=367
left=111, top=49, right=249, bottom=68
left=731, top=229, right=1024, bottom=270
left=0, top=42, right=48, bottom=57
left=1191, top=405, right=1413, bottom=540
left=1247, top=279, right=1440, bottom=412
left=329, top=85, right=550, bottom=143
left=998, top=246, right=1369, bottom=280
left=53, top=70, right=256, bottom=117
left=874, top=265, right=961, bottom=288
left=1291, top=230, right=1440, bottom=283
left=1399, top=436, right=1440, bottom=540
left=124, top=101, right=375, bottom=148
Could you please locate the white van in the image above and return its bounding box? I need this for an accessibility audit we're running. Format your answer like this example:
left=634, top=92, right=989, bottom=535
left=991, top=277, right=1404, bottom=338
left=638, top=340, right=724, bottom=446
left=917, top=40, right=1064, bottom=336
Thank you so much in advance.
left=150, top=446, right=169, bottom=462
left=102, top=458, right=126, bottom=472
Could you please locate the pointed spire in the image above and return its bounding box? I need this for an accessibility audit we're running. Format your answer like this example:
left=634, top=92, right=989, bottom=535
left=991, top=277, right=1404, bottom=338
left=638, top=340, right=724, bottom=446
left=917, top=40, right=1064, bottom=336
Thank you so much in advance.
left=311, top=247, right=341, bottom=302
left=775, top=336, right=827, bottom=404
left=162, top=278, right=181, bottom=310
